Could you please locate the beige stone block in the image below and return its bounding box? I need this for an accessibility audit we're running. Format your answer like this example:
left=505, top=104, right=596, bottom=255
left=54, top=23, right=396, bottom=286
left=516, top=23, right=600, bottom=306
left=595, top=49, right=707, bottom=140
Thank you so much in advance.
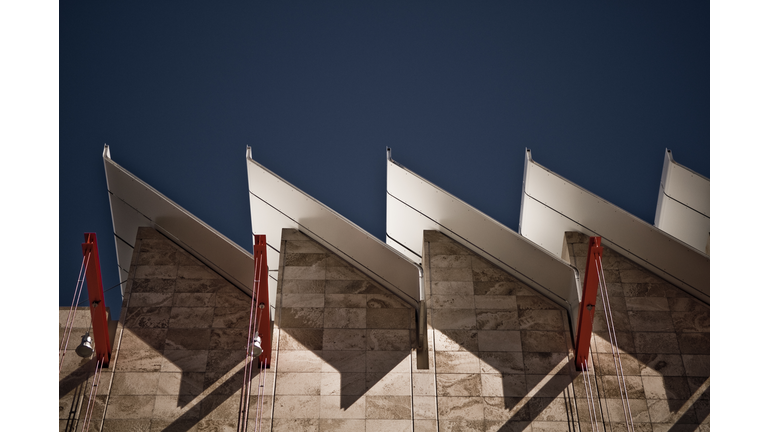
left=281, top=307, right=324, bottom=328
left=284, top=240, right=326, bottom=254
left=473, top=295, right=518, bottom=310
left=365, top=350, right=410, bottom=373
left=434, top=329, right=478, bottom=352
left=282, top=279, right=326, bottom=294
left=156, top=371, right=204, bottom=395
left=528, top=397, right=568, bottom=422
left=671, top=311, right=709, bottom=333
left=161, top=350, right=208, bottom=373
left=676, top=333, right=709, bottom=355
left=529, top=421, right=572, bottom=431
left=131, top=278, right=176, bottom=294
left=321, top=350, right=367, bottom=372
left=320, top=371, right=365, bottom=396
left=273, top=395, right=321, bottom=418
left=164, top=328, right=211, bottom=350
left=478, top=330, right=522, bottom=352
left=435, top=351, right=480, bottom=373
left=283, top=266, right=326, bottom=280
left=177, top=265, right=219, bottom=280
left=104, top=395, right=156, bottom=419
left=323, top=329, right=366, bottom=350
left=325, top=266, right=367, bottom=281
left=413, top=396, right=437, bottom=419
left=642, top=376, right=691, bottom=400
left=414, top=419, right=438, bottom=432
left=592, top=332, right=635, bottom=354
left=211, top=307, right=249, bottom=328
left=431, top=309, right=476, bottom=330
left=593, top=352, right=640, bottom=376
left=277, top=350, right=323, bottom=372
left=481, top=373, right=527, bottom=397
left=482, top=396, right=529, bottom=422
left=130, top=292, right=174, bottom=307
left=316, top=419, right=365, bottom=432
left=275, top=372, right=322, bottom=395
left=624, top=297, right=669, bottom=312
left=603, top=398, right=650, bottom=425
left=323, top=308, right=366, bottom=329
left=366, top=307, right=413, bottom=329
left=475, top=307, right=520, bottom=330
left=114, top=350, right=164, bottom=372
left=325, top=280, right=382, bottom=295
left=366, top=372, right=411, bottom=396
left=209, top=328, right=248, bottom=350
left=681, top=354, right=709, bottom=377
left=111, top=372, right=160, bottom=395
left=524, top=375, right=573, bottom=398
left=520, top=331, right=566, bottom=353
left=431, top=254, right=472, bottom=268
left=367, top=329, right=411, bottom=351
left=427, top=240, right=472, bottom=256
left=172, top=292, right=216, bottom=308
left=431, top=266, right=473, bottom=282
left=366, top=395, right=411, bottom=419
left=437, top=396, right=484, bottom=420
left=430, top=281, right=474, bottom=296
left=173, top=278, right=229, bottom=294
left=522, top=352, right=570, bottom=375
left=518, top=310, right=564, bottom=331
left=473, top=280, right=532, bottom=296
left=118, top=328, right=168, bottom=352
left=279, top=328, right=324, bottom=351
left=124, top=307, right=172, bottom=329
left=634, top=333, right=679, bottom=354
left=517, top=296, right=561, bottom=311
left=135, top=265, right=178, bottom=279
left=283, top=293, right=325, bottom=308
left=320, top=395, right=367, bottom=419
left=431, top=294, right=475, bottom=309
left=413, top=373, right=436, bottom=396
left=436, top=373, right=481, bottom=397
left=324, top=294, right=367, bottom=308
left=366, top=419, right=412, bottom=432
left=480, top=351, right=526, bottom=375
left=206, top=350, right=245, bottom=374
left=627, top=311, right=675, bottom=332
left=272, top=418, right=318, bottom=431
left=367, top=292, right=410, bottom=308
left=599, top=375, right=645, bottom=399
left=168, top=307, right=214, bottom=328
left=100, top=419, right=153, bottom=431
left=199, top=393, right=240, bottom=421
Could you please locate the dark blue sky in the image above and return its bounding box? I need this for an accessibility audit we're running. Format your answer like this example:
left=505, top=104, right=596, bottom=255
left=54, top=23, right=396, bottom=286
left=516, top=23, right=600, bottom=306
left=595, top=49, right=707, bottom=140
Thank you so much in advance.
left=59, top=2, right=709, bottom=318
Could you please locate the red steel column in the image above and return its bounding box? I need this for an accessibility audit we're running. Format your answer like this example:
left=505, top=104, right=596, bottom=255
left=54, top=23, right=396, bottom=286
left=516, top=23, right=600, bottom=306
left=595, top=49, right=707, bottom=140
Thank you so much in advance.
left=574, top=236, right=603, bottom=370
left=82, top=233, right=112, bottom=366
left=254, top=235, right=272, bottom=367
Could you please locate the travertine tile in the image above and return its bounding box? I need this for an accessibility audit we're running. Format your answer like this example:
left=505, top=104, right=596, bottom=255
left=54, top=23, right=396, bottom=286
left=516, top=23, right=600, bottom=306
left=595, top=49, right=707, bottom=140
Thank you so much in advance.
left=366, top=395, right=411, bottom=419
left=681, top=355, right=709, bottom=377
left=205, top=350, right=244, bottom=373
left=124, top=307, right=172, bottom=328
left=634, top=333, right=679, bottom=354
left=174, top=278, right=229, bottom=293
left=135, top=265, right=178, bottom=280
left=323, top=308, right=366, bottom=328
left=323, top=329, right=366, bottom=350
left=518, top=310, right=564, bottom=331
left=435, top=351, right=480, bottom=374
left=642, top=376, right=691, bottom=400
left=114, top=350, right=164, bottom=372
left=413, top=396, right=437, bottom=419
left=527, top=397, right=568, bottom=422
left=479, top=351, right=526, bottom=374
left=104, top=395, right=156, bottom=419
left=283, top=293, right=325, bottom=308
left=130, top=293, right=174, bottom=307
left=483, top=396, right=529, bottom=422
left=275, top=372, right=322, bottom=395
left=436, top=373, right=481, bottom=397
left=474, top=280, right=532, bottom=296
left=320, top=395, right=367, bottom=419
left=101, top=419, right=154, bottom=431
left=208, top=328, right=249, bottom=350
left=474, top=295, right=518, bottom=310
left=523, top=352, right=570, bottom=375
left=599, top=375, right=645, bottom=399
left=414, top=419, right=438, bottom=432
left=480, top=373, right=527, bottom=397
left=211, top=307, right=250, bottom=328
left=322, top=350, right=368, bottom=372
left=365, top=350, right=410, bottom=373
left=431, top=266, right=473, bottom=282
left=316, top=418, right=365, bottom=432
left=517, top=296, right=560, bottom=311
left=433, top=329, right=479, bottom=352
left=366, top=372, right=411, bottom=396
left=156, top=372, right=204, bottom=395
left=628, top=311, right=676, bottom=332
left=431, top=255, right=472, bottom=268
left=432, top=281, right=474, bottom=296
left=326, top=266, right=367, bottom=280
left=320, top=371, right=365, bottom=396
left=119, top=328, right=168, bottom=352
left=431, top=294, right=476, bottom=309
left=111, top=372, right=160, bottom=395
left=475, top=309, right=518, bottom=330
left=367, top=329, right=411, bottom=351
left=161, top=350, right=208, bottom=373
left=367, top=292, right=409, bottom=308
left=636, top=353, right=685, bottom=377
left=366, top=307, right=413, bottom=329
left=273, top=395, right=321, bottom=418
left=324, top=294, right=367, bottom=308
left=603, top=398, right=650, bottom=424
left=437, top=396, right=484, bottom=420
left=479, top=330, right=522, bottom=352
left=283, top=266, right=326, bottom=280
left=277, top=350, right=323, bottom=372
left=281, top=307, right=324, bottom=328
left=177, top=265, right=219, bottom=280
left=169, top=307, right=214, bottom=328
left=431, top=309, right=477, bottom=330
left=282, top=279, right=326, bottom=294
left=676, top=333, right=709, bottom=354
left=279, top=328, right=324, bottom=350
left=413, top=373, right=436, bottom=396
left=272, top=418, right=319, bottom=431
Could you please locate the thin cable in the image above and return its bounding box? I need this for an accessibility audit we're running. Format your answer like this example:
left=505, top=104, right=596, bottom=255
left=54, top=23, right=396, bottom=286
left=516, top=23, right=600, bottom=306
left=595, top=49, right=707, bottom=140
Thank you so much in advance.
left=60, top=253, right=90, bottom=372
left=80, top=357, right=103, bottom=432
left=595, top=257, right=632, bottom=431
left=582, top=359, right=597, bottom=432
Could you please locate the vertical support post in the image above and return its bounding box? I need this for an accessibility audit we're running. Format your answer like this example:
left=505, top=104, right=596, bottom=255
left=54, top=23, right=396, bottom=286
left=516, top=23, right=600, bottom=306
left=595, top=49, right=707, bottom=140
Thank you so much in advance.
left=574, top=236, right=603, bottom=370
left=82, top=233, right=112, bottom=366
left=254, top=235, right=272, bottom=367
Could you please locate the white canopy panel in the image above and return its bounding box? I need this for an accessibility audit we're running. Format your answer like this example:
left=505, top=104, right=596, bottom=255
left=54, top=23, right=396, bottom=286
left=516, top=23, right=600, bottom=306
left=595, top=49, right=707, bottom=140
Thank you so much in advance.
left=654, top=149, right=710, bottom=254
left=103, top=145, right=255, bottom=299
left=386, top=149, right=582, bottom=332
left=246, top=147, right=421, bottom=309
left=520, top=149, right=709, bottom=304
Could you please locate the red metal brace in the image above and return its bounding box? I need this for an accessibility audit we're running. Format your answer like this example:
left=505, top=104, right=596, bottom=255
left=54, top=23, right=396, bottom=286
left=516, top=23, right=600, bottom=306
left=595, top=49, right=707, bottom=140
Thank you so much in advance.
left=574, top=236, right=603, bottom=371
left=253, top=235, right=272, bottom=368
left=82, top=233, right=112, bottom=367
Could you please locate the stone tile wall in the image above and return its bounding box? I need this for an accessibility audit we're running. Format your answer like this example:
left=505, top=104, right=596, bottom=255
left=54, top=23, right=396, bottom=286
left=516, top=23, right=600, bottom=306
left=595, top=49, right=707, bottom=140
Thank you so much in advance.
left=270, top=229, right=417, bottom=432
left=564, top=232, right=710, bottom=432
left=60, top=227, right=272, bottom=431
left=422, top=231, right=579, bottom=432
